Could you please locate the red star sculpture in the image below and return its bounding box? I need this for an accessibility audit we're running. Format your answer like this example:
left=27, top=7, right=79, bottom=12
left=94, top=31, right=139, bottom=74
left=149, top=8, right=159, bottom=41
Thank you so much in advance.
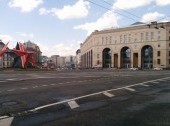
left=12, top=42, right=36, bottom=68
left=0, top=42, right=9, bottom=57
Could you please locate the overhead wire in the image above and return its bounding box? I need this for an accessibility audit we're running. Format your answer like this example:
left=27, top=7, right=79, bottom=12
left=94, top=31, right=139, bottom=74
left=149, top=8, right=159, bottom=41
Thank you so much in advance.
left=85, top=0, right=137, bottom=22
left=101, top=0, right=142, bottom=20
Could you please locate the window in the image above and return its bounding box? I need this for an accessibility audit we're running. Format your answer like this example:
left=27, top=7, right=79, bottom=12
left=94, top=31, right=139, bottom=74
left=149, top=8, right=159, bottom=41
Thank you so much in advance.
left=158, top=31, right=161, bottom=34
left=157, top=51, right=160, bottom=56
left=151, top=32, right=154, bottom=41
left=129, top=34, right=131, bottom=42
left=141, top=33, right=144, bottom=41
left=120, top=35, right=122, bottom=43
left=97, top=54, right=99, bottom=58
left=157, top=59, right=160, bottom=64
left=124, top=35, right=127, bottom=43
left=169, top=36, right=170, bottom=40
left=158, top=44, right=160, bottom=47
left=169, top=51, right=170, bottom=56
left=109, top=36, right=112, bottom=44
left=146, top=32, right=149, bottom=41
left=102, top=37, right=104, bottom=44
left=158, top=36, right=160, bottom=41
left=169, top=59, right=170, bottom=64
left=106, top=37, right=108, bottom=44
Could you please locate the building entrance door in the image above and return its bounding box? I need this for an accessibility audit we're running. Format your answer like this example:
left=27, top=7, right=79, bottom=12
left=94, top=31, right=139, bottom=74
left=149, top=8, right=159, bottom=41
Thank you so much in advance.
left=133, top=53, right=138, bottom=67
left=114, top=54, right=118, bottom=68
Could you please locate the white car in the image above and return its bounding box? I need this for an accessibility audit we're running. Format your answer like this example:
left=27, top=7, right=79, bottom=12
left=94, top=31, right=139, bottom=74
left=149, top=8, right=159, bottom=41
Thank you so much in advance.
left=153, top=67, right=163, bottom=70
left=130, top=67, right=139, bottom=70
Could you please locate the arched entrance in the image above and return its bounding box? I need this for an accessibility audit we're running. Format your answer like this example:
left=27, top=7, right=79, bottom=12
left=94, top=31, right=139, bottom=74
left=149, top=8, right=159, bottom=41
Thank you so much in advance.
left=121, top=47, right=131, bottom=68
left=141, top=45, right=153, bottom=69
left=102, top=48, right=111, bottom=68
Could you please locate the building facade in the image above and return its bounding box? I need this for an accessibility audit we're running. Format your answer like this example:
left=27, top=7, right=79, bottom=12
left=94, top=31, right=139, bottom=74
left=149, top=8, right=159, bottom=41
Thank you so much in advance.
left=0, top=41, right=14, bottom=68
left=80, top=22, right=170, bottom=69
left=76, top=49, right=81, bottom=68
left=23, top=41, right=42, bottom=65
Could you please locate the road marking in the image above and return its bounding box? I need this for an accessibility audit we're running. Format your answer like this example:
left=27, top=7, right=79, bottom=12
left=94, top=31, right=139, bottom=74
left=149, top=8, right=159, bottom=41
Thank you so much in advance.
left=30, top=76, right=170, bottom=111
left=32, top=86, right=38, bottom=88
left=159, top=80, right=166, bottom=82
left=0, top=117, right=14, bottom=126
left=65, top=82, right=70, bottom=84
left=68, top=100, right=79, bottom=109
left=42, top=85, right=47, bottom=87
left=139, top=83, right=149, bottom=87
left=7, top=78, right=15, bottom=81
left=0, top=81, right=6, bottom=83
left=124, top=87, right=136, bottom=92
left=21, top=87, right=28, bottom=90
left=50, top=84, right=56, bottom=86
left=151, top=81, right=159, bottom=84
left=103, top=92, right=115, bottom=97
left=7, top=89, right=16, bottom=92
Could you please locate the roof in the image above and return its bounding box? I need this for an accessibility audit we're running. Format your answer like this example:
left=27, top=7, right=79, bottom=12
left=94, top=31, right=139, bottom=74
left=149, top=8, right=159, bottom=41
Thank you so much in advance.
left=131, top=22, right=145, bottom=26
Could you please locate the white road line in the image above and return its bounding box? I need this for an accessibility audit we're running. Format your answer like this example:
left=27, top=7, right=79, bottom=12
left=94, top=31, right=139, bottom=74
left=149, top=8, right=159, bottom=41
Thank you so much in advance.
left=151, top=82, right=159, bottom=84
left=124, top=87, right=136, bottom=92
left=65, top=82, right=70, bottom=84
left=103, top=92, right=115, bottom=97
left=139, top=83, right=149, bottom=87
left=42, top=85, right=47, bottom=87
left=50, top=84, right=56, bottom=86
left=0, top=117, right=14, bottom=126
left=7, top=79, right=15, bottom=81
left=21, top=87, right=28, bottom=90
left=68, top=100, right=79, bottom=109
left=159, top=80, right=167, bottom=82
left=7, top=89, right=16, bottom=92
left=32, top=86, right=38, bottom=88
left=30, top=76, right=170, bottom=111
left=0, top=81, right=7, bottom=83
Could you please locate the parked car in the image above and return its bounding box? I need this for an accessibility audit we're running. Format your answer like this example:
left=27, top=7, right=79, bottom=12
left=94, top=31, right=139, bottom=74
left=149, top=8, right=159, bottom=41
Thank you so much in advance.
left=153, top=67, right=163, bottom=70
left=129, top=67, right=139, bottom=70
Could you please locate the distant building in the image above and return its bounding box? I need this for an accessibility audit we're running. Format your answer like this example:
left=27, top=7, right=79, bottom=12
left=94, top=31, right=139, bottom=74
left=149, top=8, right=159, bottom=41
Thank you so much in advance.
left=65, top=55, right=76, bottom=68
left=41, top=56, right=49, bottom=67
left=0, top=41, right=14, bottom=68
left=23, top=40, right=42, bottom=65
left=76, top=49, right=81, bottom=68
left=51, top=55, right=59, bottom=67
left=57, top=56, right=66, bottom=68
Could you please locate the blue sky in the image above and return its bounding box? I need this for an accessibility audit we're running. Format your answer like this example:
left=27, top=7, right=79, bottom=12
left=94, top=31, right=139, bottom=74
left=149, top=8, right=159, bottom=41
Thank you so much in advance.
left=0, top=0, right=170, bottom=56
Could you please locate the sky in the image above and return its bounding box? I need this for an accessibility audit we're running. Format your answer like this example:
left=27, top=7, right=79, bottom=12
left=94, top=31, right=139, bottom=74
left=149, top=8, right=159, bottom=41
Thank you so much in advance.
left=0, top=0, right=170, bottom=57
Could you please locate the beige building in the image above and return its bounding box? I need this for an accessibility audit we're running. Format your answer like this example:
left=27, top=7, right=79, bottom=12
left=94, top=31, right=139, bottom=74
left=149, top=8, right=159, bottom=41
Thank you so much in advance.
left=80, top=22, right=170, bottom=69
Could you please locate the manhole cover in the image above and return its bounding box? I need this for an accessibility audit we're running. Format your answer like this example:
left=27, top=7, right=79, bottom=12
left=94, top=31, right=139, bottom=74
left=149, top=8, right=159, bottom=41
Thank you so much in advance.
left=2, top=101, right=17, bottom=106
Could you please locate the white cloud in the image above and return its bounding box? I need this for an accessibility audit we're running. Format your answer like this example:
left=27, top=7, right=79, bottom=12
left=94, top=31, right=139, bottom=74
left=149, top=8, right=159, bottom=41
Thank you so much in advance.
left=141, top=12, right=164, bottom=22
left=37, top=41, right=80, bottom=57
left=8, top=0, right=43, bottom=12
left=39, top=0, right=90, bottom=20
left=155, top=0, right=170, bottom=6
left=114, top=0, right=152, bottom=9
left=74, top=11, right=120, bottom=35
left=0, top=34, right=13, bottom=42
left=39, top=7, right=50, bottom=15
left=0, top=34, right=16, bottom=49
left=113, top=0, right=170, bottom=9
left=16, top=32, right=34, bottom=38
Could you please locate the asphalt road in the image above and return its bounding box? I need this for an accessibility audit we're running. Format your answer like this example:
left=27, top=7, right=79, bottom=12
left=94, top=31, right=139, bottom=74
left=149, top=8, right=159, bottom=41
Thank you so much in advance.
left=0, top=69, right=170, bottom=126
